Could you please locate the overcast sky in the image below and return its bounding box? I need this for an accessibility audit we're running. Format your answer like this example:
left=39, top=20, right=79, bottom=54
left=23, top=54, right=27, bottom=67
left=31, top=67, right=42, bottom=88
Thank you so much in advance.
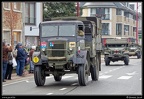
left=129, top=2, right=142, bottom=13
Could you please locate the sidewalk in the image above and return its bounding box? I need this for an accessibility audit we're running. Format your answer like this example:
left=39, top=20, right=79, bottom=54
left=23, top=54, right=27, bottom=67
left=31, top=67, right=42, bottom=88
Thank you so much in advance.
left=3, top=55, right=105, bottom=83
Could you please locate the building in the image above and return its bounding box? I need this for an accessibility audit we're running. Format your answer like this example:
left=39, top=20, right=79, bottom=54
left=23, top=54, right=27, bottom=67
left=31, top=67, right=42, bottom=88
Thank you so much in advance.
left=24, top=2, right=43, bottom=48
left=2, top=2, right=24, bottom=48
left=81, top=2, right=141, bottom=45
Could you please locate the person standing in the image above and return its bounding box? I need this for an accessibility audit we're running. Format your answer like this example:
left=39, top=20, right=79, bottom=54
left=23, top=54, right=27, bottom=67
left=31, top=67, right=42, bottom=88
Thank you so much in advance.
left=2, top=42, right=12, bottom=82
left=5, top=52, right=13, bottom=80
left=16, top=43, right=26, bottom=76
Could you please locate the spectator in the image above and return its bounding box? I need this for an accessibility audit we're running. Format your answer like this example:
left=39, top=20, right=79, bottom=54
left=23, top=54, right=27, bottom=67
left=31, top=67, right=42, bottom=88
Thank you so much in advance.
left=2, top=42, right=12, bottom=82
left=5, top=51, right=13, bottom=80
left=15, top=43, right=26, bottom=76
left=29, top=46, right=36, bottom=73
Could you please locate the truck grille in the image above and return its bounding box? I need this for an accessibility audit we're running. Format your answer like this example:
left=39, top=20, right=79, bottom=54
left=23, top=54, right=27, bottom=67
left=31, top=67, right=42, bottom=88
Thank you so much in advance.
left=129, top=49, right=135, bottom=52
left=47, top=41, right=66, bottom=60
left=52, top=44, right=65, bottom=57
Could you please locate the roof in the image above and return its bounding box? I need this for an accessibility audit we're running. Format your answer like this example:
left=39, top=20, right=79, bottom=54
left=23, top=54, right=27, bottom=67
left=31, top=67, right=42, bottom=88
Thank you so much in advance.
left=83, top=2, right=141, bottom=16
left=83, top=2, right=116, bottom=7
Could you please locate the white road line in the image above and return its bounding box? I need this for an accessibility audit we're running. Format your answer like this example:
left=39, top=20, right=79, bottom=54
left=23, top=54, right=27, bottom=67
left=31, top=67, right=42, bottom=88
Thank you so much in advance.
left=99, top=75, right=112, bottom=79
left=117, top=76, right=132, bottom=80
left=46, top=76, right=53, bottom=79
left=46, top=93, right=53, bottom=95
left=62, top=76, right=73, bottom=79
left=71, top=83, right=78, bottom=86
left=140, top=78, right=141, bottom=80
left=59, top=88, right=67, bottom=90
left=3, top=80, right=28, bottom=86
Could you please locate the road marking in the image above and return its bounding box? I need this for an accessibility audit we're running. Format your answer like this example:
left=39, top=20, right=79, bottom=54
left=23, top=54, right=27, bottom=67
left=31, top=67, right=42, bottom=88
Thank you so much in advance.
left=71, top=83, right=78, bottom=86
left=99, top=75, right=112, bottom=79
left=3, top=80, right=28, bottom=86
left=140, top=78, right=141, bottom=80
left=126, top=71, right=137, bottom=76
left=46, top=76, right=53, bottom=79
left=62, top=76, right=73, bottom=79
left=59, top=88, right=67, bottom=90
left=46, top=93, right=53, bottom=95
left=117, top=76, right=132, bottom=79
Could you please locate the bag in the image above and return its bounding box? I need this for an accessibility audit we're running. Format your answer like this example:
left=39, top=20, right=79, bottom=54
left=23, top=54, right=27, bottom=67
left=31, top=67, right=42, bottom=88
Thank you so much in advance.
left=12, top=57, right=17, bottom=67
left=11, top=52, right=17, bottom=67
left=13, top=49, right=17, bottom=57
left=8, top=60, right=13, bottom=65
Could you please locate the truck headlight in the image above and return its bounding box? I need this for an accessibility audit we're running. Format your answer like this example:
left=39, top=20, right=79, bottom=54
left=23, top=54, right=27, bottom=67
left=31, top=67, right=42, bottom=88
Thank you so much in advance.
left=33, top=56, right=39, bottom=63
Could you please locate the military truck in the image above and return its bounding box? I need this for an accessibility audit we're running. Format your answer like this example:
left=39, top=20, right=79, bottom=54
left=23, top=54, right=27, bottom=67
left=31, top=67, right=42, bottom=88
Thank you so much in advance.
left=32, top=17, right=102, bottom=86
left=127, top=42, right=141, bottom=59
left=104, top=38, right=129, bottom=66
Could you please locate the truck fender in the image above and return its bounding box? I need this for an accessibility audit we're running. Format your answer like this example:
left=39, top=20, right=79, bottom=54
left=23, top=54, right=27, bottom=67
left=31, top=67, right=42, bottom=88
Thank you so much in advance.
left=72, top=50, right=88, bottom=64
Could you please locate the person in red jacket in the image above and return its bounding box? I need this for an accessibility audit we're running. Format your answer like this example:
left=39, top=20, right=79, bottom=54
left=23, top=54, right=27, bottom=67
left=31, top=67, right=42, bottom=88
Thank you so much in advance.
left=3, top=42, right=12, bottom=82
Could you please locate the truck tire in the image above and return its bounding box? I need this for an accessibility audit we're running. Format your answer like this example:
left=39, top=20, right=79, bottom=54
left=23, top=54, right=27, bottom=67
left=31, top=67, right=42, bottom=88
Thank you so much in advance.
left=137, top=52, right=141, bottom=59
left=124, top=55, right=129, bottom=65
left=78, top=60, right=88, bottom=86
left=34, top=66, right=46, bottom=86
left=90, top=56, right=99, bottom=81
left=105, top=56, right=110, bottom=66
left=54, top=75, right=62, bottom=81
left=90, top=65, right=96, bottom=81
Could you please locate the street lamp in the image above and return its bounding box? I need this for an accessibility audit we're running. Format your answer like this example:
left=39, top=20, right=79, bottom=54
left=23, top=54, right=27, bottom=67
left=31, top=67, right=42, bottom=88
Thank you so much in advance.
left=136, top=3, right=141, bottom=44
left=76, top=2, right=80, bottom=16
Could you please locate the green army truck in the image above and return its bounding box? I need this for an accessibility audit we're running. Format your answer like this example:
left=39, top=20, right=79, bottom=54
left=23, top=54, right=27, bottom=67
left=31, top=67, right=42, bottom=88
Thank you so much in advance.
left=127, top=43, right=141, bottom=59
left=104, top=38, right=129, bottom=66
left=32, top=17, right=103, bottom=86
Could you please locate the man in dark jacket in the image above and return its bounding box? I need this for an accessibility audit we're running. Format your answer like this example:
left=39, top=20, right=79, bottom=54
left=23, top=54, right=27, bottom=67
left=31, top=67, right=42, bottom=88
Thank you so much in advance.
left=2, top=42, right=12, bottom=82
left=16, top=43, right=26, bottom=76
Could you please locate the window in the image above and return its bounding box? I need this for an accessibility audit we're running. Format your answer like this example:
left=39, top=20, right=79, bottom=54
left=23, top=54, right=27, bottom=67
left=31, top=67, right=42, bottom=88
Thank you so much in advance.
left=116, top=9, right=122, bottom=15
left=3, top=31, right=10, bottom=44
left=116, top=24, right=122, bottom=35
left=124, top=25, right=129, bottom=35
left=13, top=2, right=21, bottom=11
left=90, top=8, right=110, bottom=20
left=133, top=27, right=136, bottom=36
left=102, top=23, right=109, bottom=35
left=3, top=2, right=10, bottom=9
left=25, top=2, right=36, bottom=25
left=124, top=12, right=129, bottom=18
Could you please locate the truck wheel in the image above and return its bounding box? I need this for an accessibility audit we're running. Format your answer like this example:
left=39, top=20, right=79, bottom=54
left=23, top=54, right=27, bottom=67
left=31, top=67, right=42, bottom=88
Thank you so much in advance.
left=137, top=52, right=141, bottom=59
left=90, top=56, right=99, bottom=81
left=34, top=66, right=46, bottom=86
left=124, top=55, right=129, bottom=65
left=78, top=60, right=88, bottom=86
left=54, top=75, right=62, bottom=81
left=105, top=56, right=110, bottom=66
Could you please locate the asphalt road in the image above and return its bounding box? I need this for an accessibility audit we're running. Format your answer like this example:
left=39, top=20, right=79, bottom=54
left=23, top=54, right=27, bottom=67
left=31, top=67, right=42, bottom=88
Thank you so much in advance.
left=2, top=56, right=142, bottom=96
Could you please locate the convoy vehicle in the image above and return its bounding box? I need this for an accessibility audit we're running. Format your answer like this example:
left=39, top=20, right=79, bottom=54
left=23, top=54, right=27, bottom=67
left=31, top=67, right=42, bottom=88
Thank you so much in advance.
left=127, top=43, right=141, bottom=59
left=104, top=38, right=129, bottom=66
left=32, top=17, right=102, bottom=86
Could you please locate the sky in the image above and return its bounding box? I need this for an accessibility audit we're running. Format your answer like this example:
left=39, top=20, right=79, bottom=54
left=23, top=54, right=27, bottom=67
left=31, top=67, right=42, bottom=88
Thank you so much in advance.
left=129, top=2, right=142, bottom=13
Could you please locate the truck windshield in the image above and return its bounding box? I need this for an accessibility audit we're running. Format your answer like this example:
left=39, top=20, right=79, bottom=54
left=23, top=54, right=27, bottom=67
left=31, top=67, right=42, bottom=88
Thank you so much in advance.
left=41, top=24, right=76, bottom=37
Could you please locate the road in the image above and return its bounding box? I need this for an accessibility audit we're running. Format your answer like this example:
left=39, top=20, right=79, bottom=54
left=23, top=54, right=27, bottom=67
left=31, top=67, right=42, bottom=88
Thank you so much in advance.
left=2, top=56, right=142, bottom=96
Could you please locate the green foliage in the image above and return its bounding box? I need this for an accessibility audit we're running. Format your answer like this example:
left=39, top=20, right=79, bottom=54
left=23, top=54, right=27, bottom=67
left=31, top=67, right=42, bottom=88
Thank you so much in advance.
left=43, top=2, right=76, bottom=19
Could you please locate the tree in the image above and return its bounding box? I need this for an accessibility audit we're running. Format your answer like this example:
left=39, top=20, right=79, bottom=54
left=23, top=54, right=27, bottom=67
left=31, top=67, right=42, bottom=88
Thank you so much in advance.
left=3, top=3, right=19, bottom=49
left=43, top=2, right=76, bottom=19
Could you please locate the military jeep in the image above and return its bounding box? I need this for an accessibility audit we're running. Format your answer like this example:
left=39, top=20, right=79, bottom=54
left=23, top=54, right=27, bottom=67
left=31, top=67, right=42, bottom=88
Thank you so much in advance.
left=104, top=38, right=129, bottom=66
left=127, top=43, right=141, bottom=59
left=32, top=17, right=102, bottom=86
